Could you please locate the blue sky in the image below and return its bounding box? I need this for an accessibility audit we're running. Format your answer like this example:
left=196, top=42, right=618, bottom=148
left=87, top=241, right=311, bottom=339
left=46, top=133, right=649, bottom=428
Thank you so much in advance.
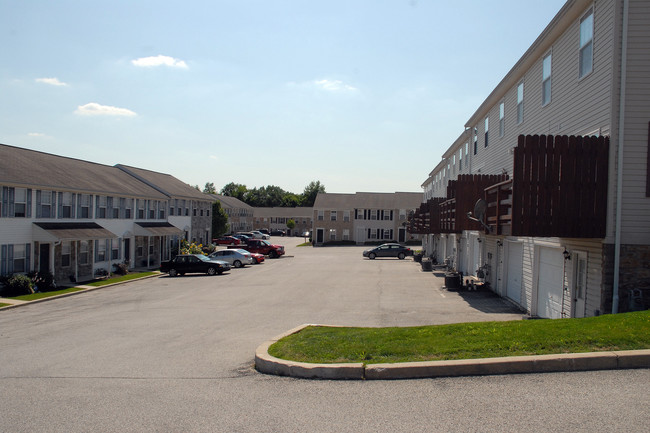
left=1, top=0, right=566, bottom=194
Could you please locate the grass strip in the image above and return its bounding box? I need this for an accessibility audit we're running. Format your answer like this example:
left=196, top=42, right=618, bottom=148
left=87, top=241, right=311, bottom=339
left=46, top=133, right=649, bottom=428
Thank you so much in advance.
left=10, top=287, right=86, bottom=301
left=84, top=272, right=157, bottom=287
left=0, top=303, right=11, bottom=308
left=268, top=310, right=650, bottom=364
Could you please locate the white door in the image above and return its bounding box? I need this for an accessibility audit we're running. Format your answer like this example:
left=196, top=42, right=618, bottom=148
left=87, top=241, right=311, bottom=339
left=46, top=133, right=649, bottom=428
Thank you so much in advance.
left=506, top=241, right=523, bottom=304
left=356, top=228, right=365, bottom=244
left=536, top=247, right=565, bottom=319
left=572, top=251, right=588, bottom=318
left=470, top=234, right=480, bottom=276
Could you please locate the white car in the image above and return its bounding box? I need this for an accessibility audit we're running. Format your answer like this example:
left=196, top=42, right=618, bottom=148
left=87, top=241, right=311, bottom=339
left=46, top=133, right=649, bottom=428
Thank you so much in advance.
left=251, top=230, right=270, bottom=240
left=208, top=249, right=254, bottom=268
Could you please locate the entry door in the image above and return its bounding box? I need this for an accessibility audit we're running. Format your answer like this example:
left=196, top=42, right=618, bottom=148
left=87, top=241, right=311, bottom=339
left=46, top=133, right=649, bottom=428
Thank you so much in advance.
left=572, top=251, right=587, bottom=318
left=536, top=247, right=564, bottom=319
left=506, top=241, right=523, bottom=304
left=316, top=229, right=324, bottom=243
left=124, top=238, right=131, bottom=263
left=39, top=244, right=50, bottom=273
left=398, top=227, right=406, bottom=243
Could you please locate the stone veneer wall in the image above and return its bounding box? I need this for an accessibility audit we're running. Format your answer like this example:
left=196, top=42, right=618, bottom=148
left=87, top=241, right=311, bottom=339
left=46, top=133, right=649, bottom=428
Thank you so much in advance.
left=601, top=244, right=650, bottom=314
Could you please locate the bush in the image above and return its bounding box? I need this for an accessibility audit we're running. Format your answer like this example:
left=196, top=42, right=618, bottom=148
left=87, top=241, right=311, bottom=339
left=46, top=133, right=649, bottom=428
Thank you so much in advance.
left=0, top=274, right=34, bottom=297
left=112, top=262, right=129, bottom=276
left=27, top=271, right=57, bottom=292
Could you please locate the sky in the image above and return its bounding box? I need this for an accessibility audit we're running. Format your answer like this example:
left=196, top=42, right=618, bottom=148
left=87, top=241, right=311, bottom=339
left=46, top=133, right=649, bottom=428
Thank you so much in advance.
left=1, top=0, right=567, bottom=195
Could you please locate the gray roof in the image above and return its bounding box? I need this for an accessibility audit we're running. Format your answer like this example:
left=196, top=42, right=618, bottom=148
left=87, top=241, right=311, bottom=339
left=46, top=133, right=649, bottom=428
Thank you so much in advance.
left=314, top=192, right=422, bottom=209
left=252, top=207, right=313, bottom=218
left=0, top=144, right=166, bottom=199
left=210, top=194, right=253, bottom=210
left=116, top=165, right=209, bottom=201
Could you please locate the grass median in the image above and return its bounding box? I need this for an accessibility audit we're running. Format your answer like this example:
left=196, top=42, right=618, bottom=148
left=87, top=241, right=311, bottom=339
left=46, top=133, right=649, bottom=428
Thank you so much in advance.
left=268, top=310, right=650, bottom=364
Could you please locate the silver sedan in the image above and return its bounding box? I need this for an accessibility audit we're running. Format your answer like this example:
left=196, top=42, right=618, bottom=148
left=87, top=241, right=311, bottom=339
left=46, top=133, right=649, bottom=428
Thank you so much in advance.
left=208, top=249, right=254, bottom=268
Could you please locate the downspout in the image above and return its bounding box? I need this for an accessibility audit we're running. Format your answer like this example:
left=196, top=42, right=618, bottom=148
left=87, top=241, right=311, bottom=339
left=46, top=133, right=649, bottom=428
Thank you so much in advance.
left=612, top=0, right=629, bottom=314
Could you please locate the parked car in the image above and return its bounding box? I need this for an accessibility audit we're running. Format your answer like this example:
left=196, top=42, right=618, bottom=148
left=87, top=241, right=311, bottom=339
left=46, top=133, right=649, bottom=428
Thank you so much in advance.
left=258, top=229, right=270, bottom=236
left=362, top=243, right=413, bottom=260
left=270, top=229, right=286, bottom=236
left=232, top=234, right=251, bottom=242
left=160, top=254, right=231, bottom=276
left=228, top=239, right=285, bottom=258
left=249, top=252, right=265, bottom=264
left=208, top=249, right=254, bottom=268
left=251, top=230, right=270, bottom=240
left=214, top=236, right=240, bottom=245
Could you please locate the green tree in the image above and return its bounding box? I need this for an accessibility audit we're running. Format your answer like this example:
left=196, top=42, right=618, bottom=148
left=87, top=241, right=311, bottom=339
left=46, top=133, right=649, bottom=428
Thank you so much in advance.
left=282, top=193, right=301, bottom=207
left=220, top=182, right=247, bottom=200
left=301, top=180, right=326, bottom=207
left=286, top=219, right=296, bottom=231
left=203, top=182, right=217, bottom=194
left=211, top=200, right=230, bottom=238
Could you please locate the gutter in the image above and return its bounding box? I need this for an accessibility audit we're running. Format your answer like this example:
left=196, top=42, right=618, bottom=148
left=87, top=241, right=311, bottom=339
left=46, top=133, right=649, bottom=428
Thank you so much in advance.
left=613, top=0, right=629, bottom=314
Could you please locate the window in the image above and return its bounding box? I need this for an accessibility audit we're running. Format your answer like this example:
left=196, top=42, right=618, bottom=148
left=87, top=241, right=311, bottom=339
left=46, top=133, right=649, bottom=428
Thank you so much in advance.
left=399, top=209, right=406, bottom=221
left=111, top=240, right=119, bottom=260
left=465, top=142, right=469, bottom=167
left=149, top=201, right=156, bottom=219
left=517, top=82, right=524, bottom=124
left=124, top=198, right=133, bottom=219
left=95, top=240, right=106, bottom=262
left=329, top=229, right=336, bottom=241
left=13, top=244, right=27, bottom=273
left=343, top=229, right=350, bottom=241
left=542, top=53, right=552, bottom=105
left=484, top=117, right=489, bottom=147
left=317, top=210, right=324, bottom=221
left=79, top=194, right=91, bottom=218
left=330, top=210, right=337, bottom=221
left=458, top=148, right=462, bottom=170
left=370, top=210, right=377, bottom=220
left=97, top=196, right=107, bottom=218
left=383, top=229, right=393, bottom=240
left=61, top=241, right=71, bottom=267
left=79, top=241, right=89, bottom=265
left=343, top=210, right=350, bottom=222
left=473, top=127, right=478, bottom=155
left=499, top=102, right=505, bottom=137
left=579, top=10, right=594, bottom=78
left=109, top=197, right=119, bottom=219
left=383, top=210, right=391, bottom=221
left=60, top=192, right=74, bottom=218
left=36, top=190, right=54, bottom=218
left=137, top=200, right=145, bottom=219
left=1, top=244, right=30, bottom=275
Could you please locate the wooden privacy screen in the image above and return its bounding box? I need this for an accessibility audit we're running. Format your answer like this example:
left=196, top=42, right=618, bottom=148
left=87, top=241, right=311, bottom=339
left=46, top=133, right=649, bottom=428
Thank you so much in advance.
left=511, top=134, right=609, bottom=238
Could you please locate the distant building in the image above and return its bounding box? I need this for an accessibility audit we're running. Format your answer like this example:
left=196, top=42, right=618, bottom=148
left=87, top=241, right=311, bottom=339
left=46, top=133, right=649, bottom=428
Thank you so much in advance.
left=252, top=207, right=313, bottom=236
left=210, top=195, right=254, bottom=233
left=312, top=192, right=422, bottom=245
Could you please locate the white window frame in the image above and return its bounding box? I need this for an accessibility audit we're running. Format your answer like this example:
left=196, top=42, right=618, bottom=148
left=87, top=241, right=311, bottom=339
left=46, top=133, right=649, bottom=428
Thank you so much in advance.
left=517, top=82, right=524, bottom=124
left=542, top=52, right=552, bottom=106
left=579, top=9, right=594, bottom=79
left=317, top=210, right=324, bottom=221
left=330, top=210, right=337, bottom=221
left=499, top=102, right=505, bottom=137
left=61, top=241, right=71, bottom=267
left=484, top=117, right=489, bottom=147
left=343, top=210, right=350, bottom=222
left=79, top=241, right=89, bottom=265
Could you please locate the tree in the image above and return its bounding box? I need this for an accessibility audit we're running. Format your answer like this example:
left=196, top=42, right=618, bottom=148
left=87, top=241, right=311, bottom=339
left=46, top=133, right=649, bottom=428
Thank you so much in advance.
left=203, top=182, right=217, bottom=194
left=301, top=180, right=325, bottom=207
left=286, top=219, right=296, bottom=231
left=281, top=193, right=301, bottom=207
left=220, top=182, right=247, bottom=200
left=211, top=200, right=230, bottom=238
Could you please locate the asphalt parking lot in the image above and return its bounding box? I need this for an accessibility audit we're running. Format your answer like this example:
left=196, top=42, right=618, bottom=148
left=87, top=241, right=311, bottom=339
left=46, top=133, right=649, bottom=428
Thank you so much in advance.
left=1, top=238, right=647, bottom=432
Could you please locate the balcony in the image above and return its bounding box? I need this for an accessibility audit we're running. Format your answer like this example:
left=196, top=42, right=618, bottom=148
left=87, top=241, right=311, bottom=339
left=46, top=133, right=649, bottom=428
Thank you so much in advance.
left=485, top=134, right=609, bottom=238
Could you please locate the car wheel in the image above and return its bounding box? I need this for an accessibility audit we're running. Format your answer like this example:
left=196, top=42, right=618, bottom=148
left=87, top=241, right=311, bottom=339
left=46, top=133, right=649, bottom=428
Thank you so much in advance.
left=207, top=267, right=217, bottom=276
left=398, top=252, right=405, bottom=260
left=169, top=269, right=178, bottom=277
left=269, top=251, right=278, bottom=259
left=369, top=252, right=376, bottom=259
left=233, top=260, right=242, bottom=268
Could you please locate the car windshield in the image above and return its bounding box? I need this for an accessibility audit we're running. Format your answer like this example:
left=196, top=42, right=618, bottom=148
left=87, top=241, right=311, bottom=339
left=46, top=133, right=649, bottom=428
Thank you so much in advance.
left=260, top=240, right=270, bottom=246
left=196, top=255, right=211, bottom=262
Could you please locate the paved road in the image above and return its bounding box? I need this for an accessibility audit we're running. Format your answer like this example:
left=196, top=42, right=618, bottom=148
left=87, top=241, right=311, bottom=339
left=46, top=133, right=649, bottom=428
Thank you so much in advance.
left=1, top=240, right=648, bottom=432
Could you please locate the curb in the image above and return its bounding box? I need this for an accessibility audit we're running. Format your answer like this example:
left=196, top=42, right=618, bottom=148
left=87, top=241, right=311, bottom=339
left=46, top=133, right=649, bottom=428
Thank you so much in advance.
left=255, top=324, right=650, bottom=380
left=0, top=273, right=162, bottom=311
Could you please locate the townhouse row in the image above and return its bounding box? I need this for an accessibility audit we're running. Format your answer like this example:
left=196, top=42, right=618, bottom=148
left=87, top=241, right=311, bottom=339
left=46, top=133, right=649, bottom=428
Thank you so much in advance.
left=312, top=192, right=422, bottom=245
left=0, top=144, right=213, bottom=285
left=411, top=0, right=650, bottom=318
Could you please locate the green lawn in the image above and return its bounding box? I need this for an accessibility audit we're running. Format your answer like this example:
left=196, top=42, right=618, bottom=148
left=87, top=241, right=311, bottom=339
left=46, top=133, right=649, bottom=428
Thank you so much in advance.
left=0, top=303, right=10, bottom=308
left=10, top=287, right=86, bottom=301
left=268, top=310, right=650, bottom=364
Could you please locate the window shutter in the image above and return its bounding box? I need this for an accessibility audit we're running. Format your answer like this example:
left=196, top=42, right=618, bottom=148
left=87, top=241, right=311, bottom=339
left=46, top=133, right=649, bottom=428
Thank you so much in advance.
left=36, top=190, right=42, bottom=218
left=390, top=210, right=394, bottom=221
left=94, top=240, right=98, bottom=262
left=1, top=244, right=7, bottom=275
left=95, top=195, right=100, bottom=218
left=1, top=187, right=7, bottom=217
left=26, top=189, right=32, bottom=218
left=57, top=192, right=63, bottom=219
left=390, top=229, right=394, bottom=239
left=25, top=243, right=31, bottom=272
left=52, top=191, right=57, bottom=214
left=367, top=228, right=371, bottom=238
left=7, top=244, right=14, bottom=274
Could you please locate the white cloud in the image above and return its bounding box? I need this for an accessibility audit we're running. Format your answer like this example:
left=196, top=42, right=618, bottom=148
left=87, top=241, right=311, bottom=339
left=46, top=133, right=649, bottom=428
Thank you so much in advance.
left=313, top=79, right=358, bottom=92
left=28, top=132, right=50, bottom=138
left=209, top=155, right=218, bottom=161
left=131, top=55, right=188, bottom=69
left=36, top=77, right=68, bottom=86
left=75, top=102, right=137, bottom=117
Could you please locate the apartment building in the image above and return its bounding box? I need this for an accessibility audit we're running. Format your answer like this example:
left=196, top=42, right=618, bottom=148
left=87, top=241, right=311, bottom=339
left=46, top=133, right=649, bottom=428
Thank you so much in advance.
left=252, top=207, right=313, bottom=236
left=211, top=194, right=254, bottom=233
left=313, top=192, right=421, bottom=245
left=413, top=0, right=650, bottom=318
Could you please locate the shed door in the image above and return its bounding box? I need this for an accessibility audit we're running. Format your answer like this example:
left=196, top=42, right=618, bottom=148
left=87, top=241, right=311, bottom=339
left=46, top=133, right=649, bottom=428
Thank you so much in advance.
left=536, top=247, right=564, bottom=319
left=506, top=241, right=523, bottom=304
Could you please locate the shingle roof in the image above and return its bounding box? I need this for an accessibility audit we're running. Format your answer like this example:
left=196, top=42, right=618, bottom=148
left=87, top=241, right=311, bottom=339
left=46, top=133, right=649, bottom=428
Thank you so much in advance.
left=313, top=192, right=422, bottom=209
left=0, top=144, right=166, bottom=198
left=116, top=164, right=209, bottom=200
left=210, top=194, right=253, bottom=210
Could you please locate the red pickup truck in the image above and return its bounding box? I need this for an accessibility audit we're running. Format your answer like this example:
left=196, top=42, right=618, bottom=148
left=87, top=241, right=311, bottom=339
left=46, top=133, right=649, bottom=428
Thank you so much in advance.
left=228, top=239, right=285, bottom=258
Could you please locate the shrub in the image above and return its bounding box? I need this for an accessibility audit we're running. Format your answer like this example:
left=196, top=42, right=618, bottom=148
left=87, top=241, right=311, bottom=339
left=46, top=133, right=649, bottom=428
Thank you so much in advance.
left=180, top=240, right=205, bottom=255
left=0, top=274, right=34, bottom=297
left=112, top=262, right=129, bottom=276
left=27, top=271, right=57, bottom=292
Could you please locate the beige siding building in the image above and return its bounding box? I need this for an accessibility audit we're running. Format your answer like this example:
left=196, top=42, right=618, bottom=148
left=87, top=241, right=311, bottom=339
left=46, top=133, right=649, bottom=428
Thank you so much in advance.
left=415, top=0, right=650, bottom=318
left=252, top=207, right=313, bottom=236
